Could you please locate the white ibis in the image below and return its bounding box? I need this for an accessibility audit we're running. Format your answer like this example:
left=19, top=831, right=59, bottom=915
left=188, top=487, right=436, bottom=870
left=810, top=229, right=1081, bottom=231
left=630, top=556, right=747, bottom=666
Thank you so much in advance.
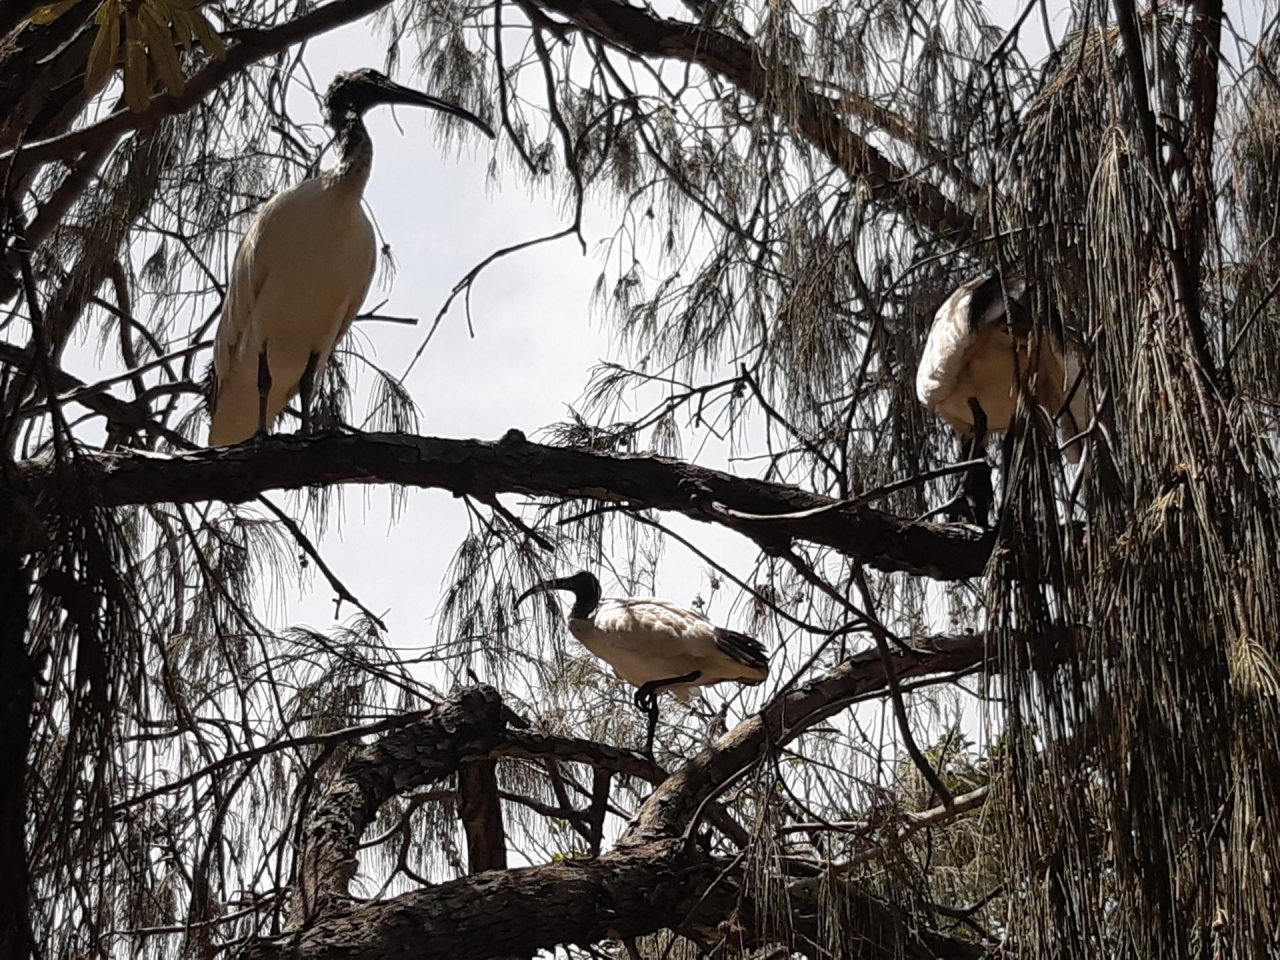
left=516, top=571, right=769, bottom=757
left=207, top=69, right=494, bottom=446
left=915, top=270, right=1090, bottom=524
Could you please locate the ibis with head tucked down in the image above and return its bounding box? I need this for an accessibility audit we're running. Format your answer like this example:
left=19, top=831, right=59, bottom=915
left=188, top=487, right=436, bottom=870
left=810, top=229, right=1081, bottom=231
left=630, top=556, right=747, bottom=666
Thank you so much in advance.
left=517, top=571, right=769, bottom=757
left=207, top=69, right=494, bottom=446
left=916, top=270, right=1090, bottom=524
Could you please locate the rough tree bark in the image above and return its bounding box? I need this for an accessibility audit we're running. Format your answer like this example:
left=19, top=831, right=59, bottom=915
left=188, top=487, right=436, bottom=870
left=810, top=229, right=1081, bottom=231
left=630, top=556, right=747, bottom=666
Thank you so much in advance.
left=291, top=687, right=509, bottom=925
left=238, top=635, right=1001, bottom=959
left=457, top=757, right=507, bottom=873
left=19, top=431, right=993, bottom=580
left=244, top=665, right=994, bottom=959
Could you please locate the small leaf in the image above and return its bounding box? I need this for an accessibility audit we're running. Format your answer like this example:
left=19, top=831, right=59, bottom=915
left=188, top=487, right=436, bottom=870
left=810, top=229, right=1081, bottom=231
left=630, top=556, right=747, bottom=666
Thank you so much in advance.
left=188, top=8, right=225, bottom=60
left=123, top=12, right=150, bottom=113
left=28, top=0, right=78, bottom=25
left=84, top=9, right=121, bottom=96
left=169, top=6, right=195, bottom=52
left=139, top=3, right=184, bottom=96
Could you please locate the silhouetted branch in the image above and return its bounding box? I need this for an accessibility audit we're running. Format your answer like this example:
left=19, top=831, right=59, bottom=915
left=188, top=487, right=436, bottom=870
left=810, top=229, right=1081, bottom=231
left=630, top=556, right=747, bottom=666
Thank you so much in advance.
left=18, top=430, right=995, bottom=580
left=529, top=0, right=976, bottom=241
left=243, top=676, right=994, bottom=960
left=0, top=0, right=401, bottom=176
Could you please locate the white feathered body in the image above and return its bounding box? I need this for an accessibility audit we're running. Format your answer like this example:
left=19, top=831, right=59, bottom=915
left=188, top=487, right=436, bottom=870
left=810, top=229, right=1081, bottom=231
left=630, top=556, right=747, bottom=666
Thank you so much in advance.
left=916, top=274, right=1090, bottom=462
left=568, top=598, right=768, bottom=700
left=209, top=176, right=375, bottom=446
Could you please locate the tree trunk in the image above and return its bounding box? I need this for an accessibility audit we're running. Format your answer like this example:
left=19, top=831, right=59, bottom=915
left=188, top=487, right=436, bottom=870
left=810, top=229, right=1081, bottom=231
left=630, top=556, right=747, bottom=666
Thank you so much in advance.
left=457, top=758, right=507, bottom=873
left=0, top=540, right=32, bottom=960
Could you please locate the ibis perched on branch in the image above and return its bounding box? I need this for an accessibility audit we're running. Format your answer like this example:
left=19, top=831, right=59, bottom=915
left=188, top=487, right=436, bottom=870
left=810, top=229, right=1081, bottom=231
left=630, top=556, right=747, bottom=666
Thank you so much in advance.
left=916, top=270, right=1090, bottom=524
left=207, top=69, right=494, bottom=446
left=517, top=571, right=769, bottom=757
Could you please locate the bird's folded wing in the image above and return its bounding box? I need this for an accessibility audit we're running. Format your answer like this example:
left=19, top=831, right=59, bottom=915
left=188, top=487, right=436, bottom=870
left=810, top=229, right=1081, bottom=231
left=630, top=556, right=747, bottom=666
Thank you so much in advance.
left=335, top=240, right=377, bottom=346
left=916, top=285, right=979, bottom=408
left=214, top=219, right=267, bottom=380
left=713, top=627, right=769, bottom=671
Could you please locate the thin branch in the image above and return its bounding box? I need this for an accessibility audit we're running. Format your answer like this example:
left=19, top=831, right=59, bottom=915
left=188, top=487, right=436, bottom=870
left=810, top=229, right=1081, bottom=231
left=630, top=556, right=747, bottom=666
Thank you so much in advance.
left=0, top=0, right=401, bottom=176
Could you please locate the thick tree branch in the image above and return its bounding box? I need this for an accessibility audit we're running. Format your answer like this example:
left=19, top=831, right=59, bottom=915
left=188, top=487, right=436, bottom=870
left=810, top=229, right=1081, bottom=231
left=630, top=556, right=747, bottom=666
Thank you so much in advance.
left=240, top=646, right=1005, bottom=959
left=530, top=0, right=975, bottom=240
left=246, top=838, right=737, bottom=960
left=290, top=686, right=507, bottom=924
left=623, top=632, right=991, bottom=844
left=17, top=430, right=993, bottom=579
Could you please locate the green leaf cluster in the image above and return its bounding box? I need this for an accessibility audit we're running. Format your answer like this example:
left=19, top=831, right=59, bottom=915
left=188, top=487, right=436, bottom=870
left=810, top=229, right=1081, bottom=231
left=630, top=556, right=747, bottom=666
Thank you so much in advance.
left=30, top=0, right=226, bottom=112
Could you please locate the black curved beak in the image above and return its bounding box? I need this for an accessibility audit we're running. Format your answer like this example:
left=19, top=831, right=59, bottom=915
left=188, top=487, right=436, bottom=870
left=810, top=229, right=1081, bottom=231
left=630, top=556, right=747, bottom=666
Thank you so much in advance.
left=514, top=582, right=548, bottom=608
left=374, top=79, right=496, bottom=139
left=515, top=577, right=574, bottom=608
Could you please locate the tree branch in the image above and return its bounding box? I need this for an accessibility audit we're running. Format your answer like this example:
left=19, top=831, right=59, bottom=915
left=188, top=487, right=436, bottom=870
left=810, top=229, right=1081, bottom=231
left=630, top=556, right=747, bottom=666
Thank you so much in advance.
left=457, top=757, right=507, bottom=873
left=17, top=430, right=994, bottom=579
left=623, top=632, right=991, bottom=845
left=0, top=0, right=400, bottom=176
left=290, top=686, right=507, bottom=924
left=529, top=0, right=975, bottom=240
left=241, top=653, right=1005, bottom=959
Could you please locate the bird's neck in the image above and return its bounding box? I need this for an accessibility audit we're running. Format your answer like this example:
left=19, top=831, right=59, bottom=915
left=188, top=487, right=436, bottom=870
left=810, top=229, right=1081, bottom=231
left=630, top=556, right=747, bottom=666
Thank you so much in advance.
left=566, top=583, right=600, bottom=621
left=326, top=114, right=373, bottom=193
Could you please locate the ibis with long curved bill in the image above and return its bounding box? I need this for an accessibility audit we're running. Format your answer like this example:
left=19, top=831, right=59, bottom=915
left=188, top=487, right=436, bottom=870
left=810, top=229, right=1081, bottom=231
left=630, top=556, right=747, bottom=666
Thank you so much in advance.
left=915, top=270, right=1090, bottom=524
left=207, top=68, right=495, bottom=446
left=517, top=571, right=769, bottom=757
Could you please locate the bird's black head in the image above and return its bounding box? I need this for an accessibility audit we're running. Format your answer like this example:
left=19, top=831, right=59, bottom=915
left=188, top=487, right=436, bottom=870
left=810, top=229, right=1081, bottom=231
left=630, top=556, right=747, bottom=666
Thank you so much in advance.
left=515, top=571, right=601, bottom=620
left=323, top=68, right=495, bottom=138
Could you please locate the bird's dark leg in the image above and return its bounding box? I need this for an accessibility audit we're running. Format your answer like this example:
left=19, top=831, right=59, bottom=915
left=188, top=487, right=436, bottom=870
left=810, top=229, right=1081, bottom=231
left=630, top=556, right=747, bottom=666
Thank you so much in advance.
left=632, top=670, right=702, bottom=759
left=961, top=398, right=993, bottom=525
left=298, top=352, right=320, bottom=434
left=642, top=697, right=660, bottom=761
left=255, top=347, right=272, bottom=439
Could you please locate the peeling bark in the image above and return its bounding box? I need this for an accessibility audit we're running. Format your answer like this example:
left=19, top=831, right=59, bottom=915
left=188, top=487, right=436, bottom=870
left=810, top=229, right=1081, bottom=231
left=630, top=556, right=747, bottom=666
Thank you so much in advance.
left=241, top=639, right=1000, bottom=959
left=248, top=839, right=736, bottom=960
left=19, top=431, right=993, bottom=580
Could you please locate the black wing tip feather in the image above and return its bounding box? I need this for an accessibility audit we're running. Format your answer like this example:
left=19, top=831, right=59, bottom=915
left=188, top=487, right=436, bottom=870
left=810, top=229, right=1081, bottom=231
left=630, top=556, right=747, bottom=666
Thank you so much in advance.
left=966, top=270, right=1033, bottom=334
left=714, top=626, right=769, bottom=672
